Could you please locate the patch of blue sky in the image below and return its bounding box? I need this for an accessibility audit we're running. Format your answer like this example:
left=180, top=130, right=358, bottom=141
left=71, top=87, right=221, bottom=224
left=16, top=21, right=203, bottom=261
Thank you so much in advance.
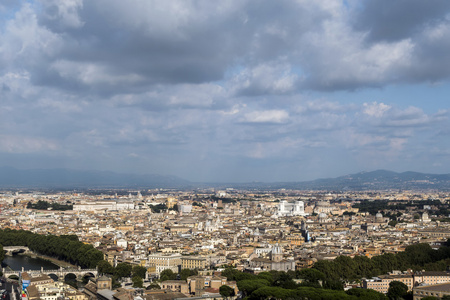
left=311, top=82, right=450, bottom=113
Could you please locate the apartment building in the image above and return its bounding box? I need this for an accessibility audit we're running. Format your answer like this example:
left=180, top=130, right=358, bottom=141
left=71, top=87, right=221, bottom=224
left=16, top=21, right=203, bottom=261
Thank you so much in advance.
left=181, top=257, right=208, bottom=270
left=148, top=253, right=182, bottom=275
left=363, top=275, right=414, bottom=294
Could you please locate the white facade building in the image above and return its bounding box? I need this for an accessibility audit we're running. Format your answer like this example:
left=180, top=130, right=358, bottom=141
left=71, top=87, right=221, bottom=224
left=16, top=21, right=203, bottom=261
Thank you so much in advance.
left=276, top=200, right=307, bottom=216
left=148, top=253, right=182, bottom=275
left=73, top=200, right=135, bottom=211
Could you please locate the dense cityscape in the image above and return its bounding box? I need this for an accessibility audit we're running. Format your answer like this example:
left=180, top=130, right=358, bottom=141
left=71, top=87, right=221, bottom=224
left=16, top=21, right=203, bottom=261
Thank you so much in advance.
left=1, top=188, right=450, bottom=299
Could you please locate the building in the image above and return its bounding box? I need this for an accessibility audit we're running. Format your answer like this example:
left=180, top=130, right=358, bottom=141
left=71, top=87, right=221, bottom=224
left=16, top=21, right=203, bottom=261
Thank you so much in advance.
left=181, top=257, right=208, bottom=270
left=26, top=281, right=87, bottom=300
left=276, top=201, right=307, bottom=217
left=414, top=271, right=450, bottom=286
left=96, top=275, right=113, bottom=290
left=248, top=244, right=296, bottom=272
left=178, top=204, right=193, bottom=214
left=148, top=253, right=182, bottom=275
left=363, top=271, right=450, bottom=294
left=160, top=280, right=189, bottom=294
left=363, top=275, right=414, bottom=294
left=186, top=275, right=237, bottom=296
left=73, top=200, right=135, bottom=211
left=413, top=282, right=450, bottom=299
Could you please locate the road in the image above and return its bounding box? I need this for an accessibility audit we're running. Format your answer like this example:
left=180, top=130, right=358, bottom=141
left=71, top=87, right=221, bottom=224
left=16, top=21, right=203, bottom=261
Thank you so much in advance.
left=0, top=279, right=20, bottom=300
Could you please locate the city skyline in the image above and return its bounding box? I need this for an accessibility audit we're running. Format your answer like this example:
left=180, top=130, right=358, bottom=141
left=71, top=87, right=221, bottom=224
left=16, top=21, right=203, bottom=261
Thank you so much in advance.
left=1, top=1, right=450, bottom=182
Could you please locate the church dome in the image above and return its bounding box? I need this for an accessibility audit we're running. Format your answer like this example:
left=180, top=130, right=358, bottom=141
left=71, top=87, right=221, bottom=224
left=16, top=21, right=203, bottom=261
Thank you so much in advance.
left=272, top=243, right=282, bottom=254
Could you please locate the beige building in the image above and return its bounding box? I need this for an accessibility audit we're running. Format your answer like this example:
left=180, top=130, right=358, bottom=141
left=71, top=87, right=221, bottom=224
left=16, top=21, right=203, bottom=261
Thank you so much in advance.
left=413, top=283, right=450, bottom=299
left=363, top=275, right=414, bottom=294
left=148, top=253, right=182, bottom=275
left=364, top=271, right=450, bottom=295
left=22, top=273, right=54, bottom=286
left=26, top=281, right=87, bottom=300
left=414, top=271, right=450, bottom=286
left=96, top=275, right=113, bottom=290
left=181, top=257, right=208, bottom=270
left=187, top=275, right=237, bottom=296
left=160, top=280, right=189, bottom=294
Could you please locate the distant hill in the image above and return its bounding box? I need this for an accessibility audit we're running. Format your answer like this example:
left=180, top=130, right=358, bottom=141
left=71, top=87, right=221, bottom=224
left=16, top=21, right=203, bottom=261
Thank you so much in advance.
left=0, top=167, right=449, bottom=190
left=0, top=166, right=190, bottom=189
left=268, top=170, right=450, bottom=191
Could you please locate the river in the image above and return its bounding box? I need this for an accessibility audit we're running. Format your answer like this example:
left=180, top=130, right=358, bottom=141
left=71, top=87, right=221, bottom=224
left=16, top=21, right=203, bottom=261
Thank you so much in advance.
left=3, top=254, right=59, bottom=271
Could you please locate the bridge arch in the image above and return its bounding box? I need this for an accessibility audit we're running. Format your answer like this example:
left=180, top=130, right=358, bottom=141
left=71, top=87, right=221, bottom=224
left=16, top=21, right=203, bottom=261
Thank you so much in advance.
left=1, top=268, right=98, bottom=281
left=48, top=273, right=59, bottom=281
left=3, top=246, right=31, bottom=255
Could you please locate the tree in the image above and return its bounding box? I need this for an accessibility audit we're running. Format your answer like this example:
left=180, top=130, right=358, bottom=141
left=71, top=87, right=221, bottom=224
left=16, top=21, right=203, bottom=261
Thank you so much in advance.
left=221, top=267, right=240, bottom=281
left=296, top=268, right=326, bottom=284
left=132, top=265, right=147, bottom=279
left=346, top=288, right=388, bottom=300
left=97, top=260, right=114, bottom=275
left=388, top=220, right=398, bottom=227
left=159, top=269, right=176, bottom=281
left=237, top=279, right=269, bottom=297
left=180, top=268, right=197, bottom=280
left=114, top=263, right=132, bottom=279
left=0, top=244, right=4, bottom=263
left=387, top=281, right=408, bottom=300
left=219, top=285, right=235, bottom=299
left=132, top=275, right=143, bottom=288
left=256, top=272, right=273, bottom=284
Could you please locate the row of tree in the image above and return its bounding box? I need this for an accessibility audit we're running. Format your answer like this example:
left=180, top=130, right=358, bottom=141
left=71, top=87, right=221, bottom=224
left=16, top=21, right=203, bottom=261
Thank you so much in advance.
left=26, top=200, right=73, bottom=211
left=312, top=242, right=450, bottom=281
left=352, top=199, right=446, bottom=217
left=0, top=229, right=103, bottom=268
left=97, top=260, right=149, bottom=288
left=220, top=268, right=387, bottom=300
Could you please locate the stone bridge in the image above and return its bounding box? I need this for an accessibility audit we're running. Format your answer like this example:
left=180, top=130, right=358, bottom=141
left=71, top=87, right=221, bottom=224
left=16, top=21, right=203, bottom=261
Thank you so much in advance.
left=3, top=246, right=31, bottom=255
left=2, top=267, right=98, bottom=280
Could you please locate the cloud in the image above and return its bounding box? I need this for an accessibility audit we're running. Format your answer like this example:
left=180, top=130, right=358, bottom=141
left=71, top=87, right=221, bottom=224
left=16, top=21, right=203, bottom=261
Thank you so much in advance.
left=242, top=110, right=289, bottom=124
left=0, top=1, right=449, bottom=181
left=352, top=0, right=450, bottom=42
left=363, top=102, right=391, bottom=118
left=0, top=135, right=59, bottom=153
left=230, top=63, right=298, bottom=96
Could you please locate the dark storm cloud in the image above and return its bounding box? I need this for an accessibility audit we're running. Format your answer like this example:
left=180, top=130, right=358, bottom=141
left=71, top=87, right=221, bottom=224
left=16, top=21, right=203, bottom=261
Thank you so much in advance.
left=353, top=0, right=450, bottom=42
left=25, top=0, right=333, bottom=95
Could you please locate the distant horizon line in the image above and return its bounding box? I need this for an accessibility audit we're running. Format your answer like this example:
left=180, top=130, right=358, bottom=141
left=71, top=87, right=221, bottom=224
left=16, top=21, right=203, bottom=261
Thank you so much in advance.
left=0, top=166, right=449, bottom=184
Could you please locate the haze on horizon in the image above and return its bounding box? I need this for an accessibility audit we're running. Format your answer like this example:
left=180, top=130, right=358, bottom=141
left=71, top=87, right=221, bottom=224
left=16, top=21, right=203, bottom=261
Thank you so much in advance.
left=0, top=0, right=449, bottom=183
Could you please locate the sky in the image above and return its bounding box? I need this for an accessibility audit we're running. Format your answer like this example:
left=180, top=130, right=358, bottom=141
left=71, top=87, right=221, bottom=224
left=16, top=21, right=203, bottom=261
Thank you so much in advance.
left=0, top=0, right=450, bottom=183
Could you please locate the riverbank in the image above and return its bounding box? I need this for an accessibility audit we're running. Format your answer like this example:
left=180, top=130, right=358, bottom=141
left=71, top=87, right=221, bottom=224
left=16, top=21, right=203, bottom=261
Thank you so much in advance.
left=30, top=254, right=78, bottom=269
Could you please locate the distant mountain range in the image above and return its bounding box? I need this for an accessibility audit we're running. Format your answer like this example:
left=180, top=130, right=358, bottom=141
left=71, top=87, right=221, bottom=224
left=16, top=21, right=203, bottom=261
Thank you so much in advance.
left=270, top=170, right=450, bottom=191
left=0, top=167, right=449, bottom=190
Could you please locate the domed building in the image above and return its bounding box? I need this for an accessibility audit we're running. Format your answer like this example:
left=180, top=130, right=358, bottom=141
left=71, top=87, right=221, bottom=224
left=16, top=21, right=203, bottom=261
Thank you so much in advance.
left=270, top=243, right=283, bottom=262
left=248, top=243, right=295, bottom=271
left=375, top=212, right=384, bottom=223
left=318, top=212, right=327, bottom=223
left=422, top=211, right=430, bottom=223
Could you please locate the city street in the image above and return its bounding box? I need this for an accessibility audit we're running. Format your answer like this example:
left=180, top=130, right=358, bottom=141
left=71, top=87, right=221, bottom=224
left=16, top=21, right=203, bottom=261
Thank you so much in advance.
left=0, top=279, right=20, bottom=300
